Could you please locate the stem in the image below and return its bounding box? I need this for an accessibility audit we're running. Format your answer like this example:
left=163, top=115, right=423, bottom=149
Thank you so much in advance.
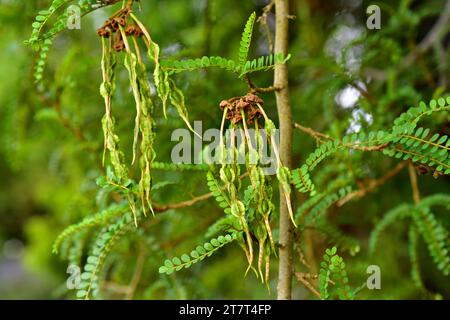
left=293, top=122, right=334, bottom=143
left=337, top=161, right=408, bottom=206
left=408, top=163, right=421, bottom=204
left=295, top=272, right=322, bottom=299
left=258, top=0, right=275, bottom=53
left=274, top=0, right=293, bottom=300
left=401, top=0, right=450, bottom=69
left=125, top=247, right=146, bottom=300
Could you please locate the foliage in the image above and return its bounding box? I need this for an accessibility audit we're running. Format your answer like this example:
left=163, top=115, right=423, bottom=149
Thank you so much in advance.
left=369, top=193, right=450, bottom=290
left=0, top=0, right=449, bottom=300
left=52, top=202, right=128, bottom=254
left=77, top=214, right=132, bottom=300
left=159, top=11, right=290, bottom=79
left=293, top=97, right=450, bottom=196
left=158, top=233, right=238, bottom=275
left=318, top=247, right=354, bottom=300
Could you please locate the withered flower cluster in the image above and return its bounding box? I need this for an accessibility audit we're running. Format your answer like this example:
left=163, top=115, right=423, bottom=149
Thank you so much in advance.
left=219, top=93, right=264, bottom=125
left=97, top=7, right=143, bottom=52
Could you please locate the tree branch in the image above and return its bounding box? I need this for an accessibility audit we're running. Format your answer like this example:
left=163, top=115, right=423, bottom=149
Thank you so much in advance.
left=293, top=122, right=388, bottom=152
left=293, top=122, right=334, bottom=143
left=294, top=272, right=321, bottom=299
left=402, top=0, right=450, bottom=68
left=37, top=93, right=86, bottom=143
left=152, top=172, right=249, bottom=213
left=125, top=246, right=146, bottom=300
left=337, top=161, right=408, bottom=206
left=244, top=73, right=282, bottom=93
left=153, top=192, right=213, bottom=213
left=257, top=0, right=275, bottom=53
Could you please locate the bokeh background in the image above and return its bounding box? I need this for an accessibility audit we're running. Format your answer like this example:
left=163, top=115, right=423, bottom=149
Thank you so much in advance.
left=0, top=0, right=449, bottom=299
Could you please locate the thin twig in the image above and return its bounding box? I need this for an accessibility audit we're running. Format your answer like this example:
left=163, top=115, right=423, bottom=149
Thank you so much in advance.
left=351, top=81, right=378, bottom=105
left=337, top=161, right=408, bottom=206
left=152, top=172, right=249, bottom=213
left=37, top=93, right=86, bottom=142
left=353, top=143, right=389, bottom=152
left=153, top=192, right=213, bottom=213
left=408, top=162, right=421, bottom=204
left=257, top=0, right=275, bottom=53
left=251, top=85, right=282, bottom=93
left=402, top=0, right=450, bottom=68
left=295, top=244, right=311, bottom=269
left=294, top=272, right=322, bottom=299
left=434, top=41, right=449, bottom=87
left=103, top=281, right=129, bottom=294
left=125, top=247, right=146, bottom=300
left=293, top=122, right=389, bottom=151
left=293, top=122, right=334, bottom=142
left=244, top=74, right=281, bottom=93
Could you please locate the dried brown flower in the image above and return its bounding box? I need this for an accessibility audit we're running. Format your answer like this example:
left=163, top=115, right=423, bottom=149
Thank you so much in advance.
left=219, top=93, right=264, bottom=125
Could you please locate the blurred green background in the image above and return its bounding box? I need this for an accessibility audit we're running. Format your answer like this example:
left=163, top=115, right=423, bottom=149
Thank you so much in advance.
left=0, top=0, right=449, bottom=299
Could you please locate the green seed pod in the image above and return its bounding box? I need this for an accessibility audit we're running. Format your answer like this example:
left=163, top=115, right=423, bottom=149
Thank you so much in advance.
left=219, top=167, right=229, bottom=184
left=231, top=201, right=246, bottom=217
left=248, top=148, right=259, bottom=165
left=258, top=199, right=269, bottom=214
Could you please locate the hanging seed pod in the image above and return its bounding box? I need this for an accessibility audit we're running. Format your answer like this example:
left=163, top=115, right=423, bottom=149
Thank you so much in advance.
left=277, top=166, right=296, bottom=227
left=136, top=62, right=156, bottom=216
left=254, top=224, right=267, bottom=282
left=96, top=10, right=162, bottom=224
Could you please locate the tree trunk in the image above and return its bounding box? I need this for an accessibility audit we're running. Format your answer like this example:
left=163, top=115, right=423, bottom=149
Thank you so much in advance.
left=274, top=0, right=294, bottom=300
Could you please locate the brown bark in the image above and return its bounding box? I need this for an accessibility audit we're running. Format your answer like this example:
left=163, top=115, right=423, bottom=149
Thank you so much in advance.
left=274, top=0, right=294, bottom=300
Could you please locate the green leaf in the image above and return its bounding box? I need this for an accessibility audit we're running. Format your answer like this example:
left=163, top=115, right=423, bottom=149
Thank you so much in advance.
left=238, top=12, right=256, bottom=67
left=159, top=234, right=237, bottom=275
left=181, top=254, right=191, bottom=263
left=158, top=266, right=167, bottom=274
